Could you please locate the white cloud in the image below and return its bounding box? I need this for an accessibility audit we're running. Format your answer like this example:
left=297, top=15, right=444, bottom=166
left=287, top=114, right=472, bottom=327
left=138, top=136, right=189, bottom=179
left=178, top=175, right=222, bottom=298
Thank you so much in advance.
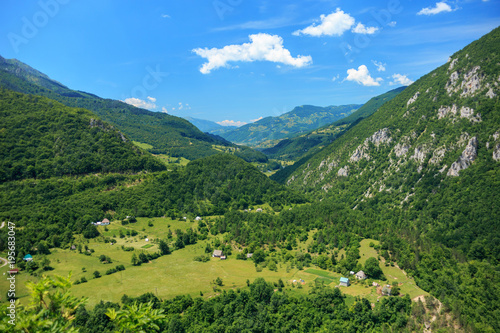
left=351, top=23, right=379, bottom=35
left=161, top=107, right=168, bottom=113
left=390, top=74, right=414, bottom=86
left=372, top=60, right=386, bottom=72
left=217, top=120, right=248, bottom=127
left=417, top=2, right=453, bottom=15
left=192, top=33, right=312, bottom=74
left=345, top=65, right=382, bottom=86
left=161, top=14, right=171, bottom=18
left=293, top=9, right=355, bottom=37
left=123, top=97, right=157, bottom=110
left=147, top=96, right=156, bottom=103
left=332, top=74, right=340, bottom=81
left=250, top=116, right=263, bottom=122
left=388, top=21, right=397, bottom=27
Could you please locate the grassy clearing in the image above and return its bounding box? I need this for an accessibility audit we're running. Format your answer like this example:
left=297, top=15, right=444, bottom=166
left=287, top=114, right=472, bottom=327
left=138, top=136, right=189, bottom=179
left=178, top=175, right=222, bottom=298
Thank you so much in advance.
left=0, top=223, right=428, bottom=308
left=132, top=141, right=154, bottom=150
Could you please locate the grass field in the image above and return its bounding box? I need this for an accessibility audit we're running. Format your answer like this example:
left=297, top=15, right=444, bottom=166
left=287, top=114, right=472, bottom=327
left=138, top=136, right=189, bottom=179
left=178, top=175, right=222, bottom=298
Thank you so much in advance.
left=0, top=218, right=428, bottom=308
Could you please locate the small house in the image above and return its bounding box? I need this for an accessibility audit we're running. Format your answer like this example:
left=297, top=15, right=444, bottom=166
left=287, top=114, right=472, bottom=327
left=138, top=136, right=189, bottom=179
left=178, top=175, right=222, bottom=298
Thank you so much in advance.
left=256, top=208, right=263, bottom=212
left=96, top=221, right=102, bottom=225
left=195, top=216, right=202, bottom=221
left=247, top=253, right=253, bottom=259
left=382, top=285, right=392, bottom=296
left=349, top=271, right=355, bottom=275
left=355, top=271, right=367, bottom=280
left=71, top=245, right=76, bottom=250
left=23, top=254, right=33, bottom=262
left=340, top=277, right=350, bottom=287
left=212, top=250, right=223, bottom=258
left=101, top=218, right=110, bottom=225
left=220, top=256, right=227, bottom=260
left=372, top=282, right=379, bottom=287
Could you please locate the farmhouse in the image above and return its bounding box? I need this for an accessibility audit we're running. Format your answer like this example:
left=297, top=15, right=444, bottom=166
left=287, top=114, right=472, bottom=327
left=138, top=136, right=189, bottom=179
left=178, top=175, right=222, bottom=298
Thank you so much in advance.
left=23, top=254, right=33, bottom=262
left=256, top=208, right=263, bottom=212
left=355, top=271, right=367, bottom=280
left=101, top=218, right=110, bottom=225
left=382, top=285, right=392, bottom=296
left=212, top=250, right=223, bottom=258
left=339, top=277, right=350, bottom=287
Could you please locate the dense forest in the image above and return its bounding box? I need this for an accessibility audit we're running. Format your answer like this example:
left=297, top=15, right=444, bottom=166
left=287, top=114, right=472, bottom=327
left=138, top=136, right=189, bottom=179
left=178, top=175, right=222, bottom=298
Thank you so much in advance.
left=0, top=154, right=305, bottom=259
left=0, top=89, right=165, bottom=182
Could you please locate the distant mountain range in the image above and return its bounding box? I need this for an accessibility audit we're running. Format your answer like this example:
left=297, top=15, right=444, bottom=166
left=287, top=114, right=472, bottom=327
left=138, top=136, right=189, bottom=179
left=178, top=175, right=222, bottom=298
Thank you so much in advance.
left=183, top=117, right=236, bottom=135
left=264, top=87, right=406, bottom=163
left=218, top=104, right=362, bottom=148
left=0, top=55, right=267, bottom=163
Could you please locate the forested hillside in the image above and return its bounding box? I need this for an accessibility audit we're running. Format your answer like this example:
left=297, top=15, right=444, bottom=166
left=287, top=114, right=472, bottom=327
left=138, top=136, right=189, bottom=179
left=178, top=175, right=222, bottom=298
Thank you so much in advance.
left=0, top=56, right=266, bottom=162
left=220, top=104, right=361, bottom=147
left=0, top=154, right=305, bottom=255
left=279, top=26, right=500, bottom=331
left=0, top=89, right=165, bottom=182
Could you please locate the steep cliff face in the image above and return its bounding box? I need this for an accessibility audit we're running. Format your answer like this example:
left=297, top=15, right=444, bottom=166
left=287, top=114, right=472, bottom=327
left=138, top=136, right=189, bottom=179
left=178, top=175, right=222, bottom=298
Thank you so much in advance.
left=285, top=27, right=500, bottom=209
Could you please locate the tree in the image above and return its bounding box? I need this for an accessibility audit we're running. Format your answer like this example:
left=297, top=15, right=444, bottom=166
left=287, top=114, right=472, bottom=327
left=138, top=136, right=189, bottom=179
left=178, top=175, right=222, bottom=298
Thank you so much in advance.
left=159, top=240, right=170, bottom=255
left=106, top=301, right=166, bottom=332
left=252, top=249, right=265, bottom=264
left=364, top=257, right=384, bottom=279
left=215, top=277, right=223, bottom=286
left=1, top=274, right=87, bottom=332
left=93, top=271, right=101, bottom=279
left=131, top=253, right=140, bottom=266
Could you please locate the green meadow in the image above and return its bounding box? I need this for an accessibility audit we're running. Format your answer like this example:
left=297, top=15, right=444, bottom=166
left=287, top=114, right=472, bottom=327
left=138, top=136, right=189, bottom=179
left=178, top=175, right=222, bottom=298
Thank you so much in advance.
left=0, top=217, right=427, bottom=308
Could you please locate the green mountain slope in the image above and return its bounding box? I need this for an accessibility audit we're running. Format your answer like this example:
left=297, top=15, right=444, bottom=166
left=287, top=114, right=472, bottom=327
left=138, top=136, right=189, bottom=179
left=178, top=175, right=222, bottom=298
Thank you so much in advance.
left=264, top=87, right=406, bottom=162
left=0, top=88, right=166, bottom=182
left=220, top=104, right=361, bottom=147
left=0, top=154, right=305, bottom=251
left=0, top=56, right=266, bottom=162
left=282, top=27, right=500, bottom=330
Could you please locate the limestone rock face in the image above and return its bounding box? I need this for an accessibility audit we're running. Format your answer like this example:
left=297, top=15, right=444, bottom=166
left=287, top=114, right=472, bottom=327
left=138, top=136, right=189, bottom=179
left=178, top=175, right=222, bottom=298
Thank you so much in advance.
left=407, top=92, right=420, bottom=106
left=337, top=166, right=349, bottom=177
left=447, top=137, right=478, bottom=176
left=394, top=143, right=410, bottom=157
left=493, top=143, right=500, bottom=161
left=368, top=128, right=392, bottom=147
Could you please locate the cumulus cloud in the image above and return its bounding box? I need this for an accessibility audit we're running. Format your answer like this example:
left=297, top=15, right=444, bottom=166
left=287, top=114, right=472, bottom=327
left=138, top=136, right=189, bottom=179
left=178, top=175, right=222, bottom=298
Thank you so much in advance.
left=250, top=116, right=263, bottom=122
left=293, top=9, right=355, bottom=37
left=390, top=74, right=414, bottom=86
left=372, top=60, right=386, bottom=72
left=351, top=23, right=379, bottom=35
left=192, top=33, right=312, bottom=74
left=161, top=107, right=168, bottom=113
left=417, top=2, right=453, bottom=15
left=345, top=65, right=382, bottom=86
left=123, top=97, right=157, bottom=110
left=217, top=120, right=248, bottom=127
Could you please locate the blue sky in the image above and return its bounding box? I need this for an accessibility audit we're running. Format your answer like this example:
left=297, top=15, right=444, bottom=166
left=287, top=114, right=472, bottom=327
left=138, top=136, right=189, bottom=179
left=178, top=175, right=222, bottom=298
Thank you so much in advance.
left=1, top=1, right=499, bottom=126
